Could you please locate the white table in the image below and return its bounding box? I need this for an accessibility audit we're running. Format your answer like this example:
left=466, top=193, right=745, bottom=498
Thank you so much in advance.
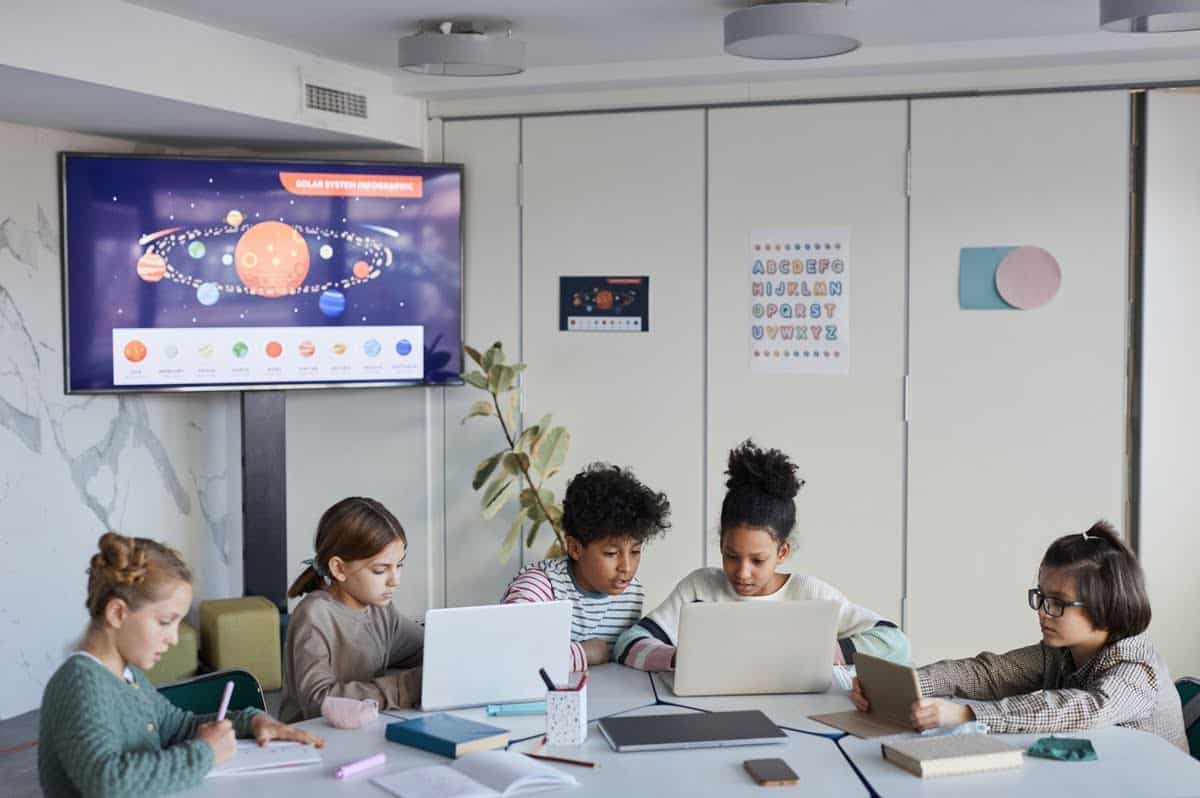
left=650, top=673, right=857, bottom=735
left=838, top=726, right=1200, bottom=798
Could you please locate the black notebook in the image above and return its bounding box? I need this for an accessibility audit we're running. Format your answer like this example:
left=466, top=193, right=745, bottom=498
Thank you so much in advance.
left=598, top=710, right=787, bottom=752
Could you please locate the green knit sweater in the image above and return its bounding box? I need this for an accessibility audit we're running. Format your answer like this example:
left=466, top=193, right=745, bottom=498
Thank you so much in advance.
left=38, top=654, right=262, bottom=798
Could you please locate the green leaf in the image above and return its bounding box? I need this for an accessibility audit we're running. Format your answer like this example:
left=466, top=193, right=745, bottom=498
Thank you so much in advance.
left=545, top=540, right=564, bottom=559
left=463, top=345, right=484, bottom=367
left=513, top=425, right=541, bottom=454
left=472, top=452, right=504, bottom=491
left=489, top=364, right=518, bottom=394
left=501, top=507, right=528, bottom=562
left=483, top=342, right=505, bottom=371
left=545, top=503, right=564, bottom=525
left=504, top=391, right=520, bottom=432
left=525, top=518, right=544, bottom=548
left=481, top=475, right=517, bottom=520
left=501, top=451, right=530, bottom=476
left=462, top=400, right=495, bottom=424
left=533, top=426, right=570, bottom=474
left=463, top=371, right=489, bottom=390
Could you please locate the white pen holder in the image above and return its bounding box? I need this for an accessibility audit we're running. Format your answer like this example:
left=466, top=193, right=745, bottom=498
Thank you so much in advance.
left=545, top=683, right=588, bottom=746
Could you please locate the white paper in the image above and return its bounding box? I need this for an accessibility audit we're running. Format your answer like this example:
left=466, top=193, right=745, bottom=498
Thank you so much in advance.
left=373, top=765, right=498, bottom=798
left=372, top=751, right=577, bottom=798
left=206, top=741, right=322, bottom=777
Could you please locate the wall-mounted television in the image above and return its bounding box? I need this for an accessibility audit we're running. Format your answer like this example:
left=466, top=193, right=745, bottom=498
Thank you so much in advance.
left=60, top=153, right=462, bottom=393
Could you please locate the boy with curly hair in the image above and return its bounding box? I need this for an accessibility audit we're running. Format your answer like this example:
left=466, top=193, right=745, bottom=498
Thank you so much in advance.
left=501, top=463, right=671, bottom=672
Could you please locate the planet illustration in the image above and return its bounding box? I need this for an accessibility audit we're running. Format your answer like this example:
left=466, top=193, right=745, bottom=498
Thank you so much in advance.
left=232, top=341, right=249, bottom=359
left=265, top=341, right=283, bottom=358
left=187, top=240, right=206, bottom=259
left=164, top=344, right=179, bottom=359
left=235, top=221, right=310, bottom=298
left=318, top=289, right=346, bottom=318
left=298, top=340, right=315, bottom=357
left=226, top=209, right=244, bottom=228
left=136, top=253, right=166, bottom=282
left=123, top=340, right=147, bottom=363
left=319, top=244, right=333, bottom=260
left=353, top=260, right=371, bottom=280
left=595, top=290, right=614, bottom=311
left=196, top=282, right=220, bottom=306
left=395, top=339, right=412, bottom=356
left=363, top=338, right=381, bottom=357
left=332, top=343, right=347, bottom=356
left=221, top=253, right=233, bottom=266
left=198, top=344, right=214, bottom=359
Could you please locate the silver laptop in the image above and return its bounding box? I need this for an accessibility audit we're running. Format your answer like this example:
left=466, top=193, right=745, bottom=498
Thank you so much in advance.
left=420, top=600, right=572, bottom=710
left=598, top=710, right=787, bottom=752
left=661, top=600, right=840, bottom=696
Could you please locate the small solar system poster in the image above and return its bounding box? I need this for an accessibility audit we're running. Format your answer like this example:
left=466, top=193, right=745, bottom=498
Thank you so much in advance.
left=749, top=228, right=850, bottom=375
left=559, top=276, right=649, bottom=332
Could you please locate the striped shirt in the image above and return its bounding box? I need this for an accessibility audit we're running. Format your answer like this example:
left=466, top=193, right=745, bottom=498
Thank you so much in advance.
left=501, top=557, right=645, bottom=672
left=918, top=633, right=1187, bottom=751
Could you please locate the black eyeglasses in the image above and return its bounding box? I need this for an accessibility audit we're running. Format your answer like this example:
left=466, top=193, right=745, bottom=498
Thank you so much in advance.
left=1027, top=588, right=1086, bottom=618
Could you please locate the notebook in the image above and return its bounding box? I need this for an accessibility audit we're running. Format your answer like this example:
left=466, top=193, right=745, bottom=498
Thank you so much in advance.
left=371, top=750, right=578, bottom=798
left=386, top=713, right=511, bottom=758
left=810, top=652, right=922, bottom=738
left=206, top=741, right=322, bottom=776
left=881, top=735, right=1024, bottom=778
left=597, top=710, right=787, bottom=752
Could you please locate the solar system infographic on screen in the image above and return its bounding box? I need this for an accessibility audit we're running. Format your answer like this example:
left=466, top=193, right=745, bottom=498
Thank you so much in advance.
left=62, top=155, right=462, bottom=392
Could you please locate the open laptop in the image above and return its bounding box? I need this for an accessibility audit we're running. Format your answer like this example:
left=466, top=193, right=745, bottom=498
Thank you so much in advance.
left=420, top=600, right=572, bottom=711
left=598, top=710, right=787, bottom=752
left=661, top=600, right=840, bottom=696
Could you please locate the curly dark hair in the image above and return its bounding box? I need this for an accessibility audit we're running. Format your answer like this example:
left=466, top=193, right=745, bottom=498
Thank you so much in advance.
left=719, top=440, right=805, bottom=545
left=561, top=463, right=671, bottom=546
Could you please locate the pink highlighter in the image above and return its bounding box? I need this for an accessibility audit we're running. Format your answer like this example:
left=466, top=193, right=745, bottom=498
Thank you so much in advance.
left=215, top=681, right=234, bottom=722
left=335, top=752, right=386, bottom=780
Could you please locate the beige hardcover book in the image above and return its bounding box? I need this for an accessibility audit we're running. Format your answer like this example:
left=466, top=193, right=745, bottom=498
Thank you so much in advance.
left=810, top=652, right=921, bottom=738
left=881, top=735, right=1024, bottom=778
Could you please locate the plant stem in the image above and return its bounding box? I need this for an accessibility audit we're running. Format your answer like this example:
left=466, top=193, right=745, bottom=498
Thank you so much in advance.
left=490, top=389, right=566, bottom=550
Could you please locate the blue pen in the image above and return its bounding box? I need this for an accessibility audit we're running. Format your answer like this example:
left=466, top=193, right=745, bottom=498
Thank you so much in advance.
left=487, top=701, right=547, bottom=717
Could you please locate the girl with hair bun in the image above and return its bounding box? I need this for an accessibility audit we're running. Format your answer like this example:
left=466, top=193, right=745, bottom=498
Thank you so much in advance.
left=614, top=440, right=910, bottom=675
left=39, top=533, right=322, bottom=798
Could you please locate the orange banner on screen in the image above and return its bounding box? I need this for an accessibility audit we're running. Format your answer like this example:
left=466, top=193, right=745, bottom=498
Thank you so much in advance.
left=279, top=172, right=423, bottom=198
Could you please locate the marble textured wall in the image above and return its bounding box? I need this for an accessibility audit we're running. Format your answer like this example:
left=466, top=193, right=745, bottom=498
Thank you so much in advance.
left=0, top=122, right=242, bottom=718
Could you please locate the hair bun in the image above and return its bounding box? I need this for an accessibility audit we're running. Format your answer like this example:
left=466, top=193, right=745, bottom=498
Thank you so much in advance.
left=725, top=440, right=801, bottom=501
left=92, top=532, right=148, bottom=587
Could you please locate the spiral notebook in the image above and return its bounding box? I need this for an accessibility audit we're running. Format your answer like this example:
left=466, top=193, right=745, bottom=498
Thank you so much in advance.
left=206, top=741, right=322, bottom=777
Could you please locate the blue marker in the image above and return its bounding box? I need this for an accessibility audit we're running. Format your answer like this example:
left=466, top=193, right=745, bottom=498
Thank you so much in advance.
left=487, top=701, right=547, bottom=717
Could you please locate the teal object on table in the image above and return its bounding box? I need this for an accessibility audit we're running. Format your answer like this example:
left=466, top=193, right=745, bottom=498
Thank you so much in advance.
left=1027, top=735, right=1098, bottom=761
left=487, top=701, right=546, bottom=716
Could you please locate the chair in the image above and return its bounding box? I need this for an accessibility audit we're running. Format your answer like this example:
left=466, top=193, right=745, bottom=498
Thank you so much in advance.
left=158, top=668, right=266, bottom=715
left=1177, top=677, right=1200, bottom=759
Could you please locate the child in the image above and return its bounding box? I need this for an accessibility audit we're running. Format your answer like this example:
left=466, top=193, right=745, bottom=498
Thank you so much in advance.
left=614, top=440, right=909, bottom=673
left=501, top=463, right=671, bottom=672
left=850, top=521, right=1188, bottom=750
left=279, top=496, right=424, bottom=722
left=39, top=533, right=322, bottom=798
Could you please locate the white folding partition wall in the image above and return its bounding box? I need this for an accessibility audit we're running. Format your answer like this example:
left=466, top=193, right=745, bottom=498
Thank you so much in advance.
left=442, top=119, right=523, bottom=608
left=521, top=112, right=706, bottom=609
left=706, top=103, right=908, bottom=623
left=1141, top=89, right=1200, bottom=679
left=906, top=92, right=1130, bottom=664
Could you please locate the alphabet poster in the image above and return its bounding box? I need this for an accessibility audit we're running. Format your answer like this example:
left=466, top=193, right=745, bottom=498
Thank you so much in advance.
left=749, top=228, right=849, bottom=375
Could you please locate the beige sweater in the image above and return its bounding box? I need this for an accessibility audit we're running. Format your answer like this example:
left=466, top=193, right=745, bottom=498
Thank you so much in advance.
left=279, top=590, right=424, bottom=723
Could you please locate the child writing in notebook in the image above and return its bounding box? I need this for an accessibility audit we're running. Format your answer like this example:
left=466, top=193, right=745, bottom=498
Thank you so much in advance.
left=850, top=521, right=1187, bottom=750
left=279, top=496, right=424, bottom=722
left=501, top=463, right=672, bottom=672
left=39, top=532, right=323, bottom=798
left=614, top=440, right=909, bottom=673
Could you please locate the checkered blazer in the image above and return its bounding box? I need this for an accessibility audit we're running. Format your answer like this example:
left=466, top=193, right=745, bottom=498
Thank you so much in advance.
left=917, top=633, right=1187, bottom=751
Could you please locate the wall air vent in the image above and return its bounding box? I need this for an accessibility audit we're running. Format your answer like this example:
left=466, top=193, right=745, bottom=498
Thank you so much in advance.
left=304, top=83, right=368, bottom=119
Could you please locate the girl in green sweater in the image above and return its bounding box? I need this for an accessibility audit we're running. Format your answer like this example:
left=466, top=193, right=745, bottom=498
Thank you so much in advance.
left=39, top=532, right=323, bottom=798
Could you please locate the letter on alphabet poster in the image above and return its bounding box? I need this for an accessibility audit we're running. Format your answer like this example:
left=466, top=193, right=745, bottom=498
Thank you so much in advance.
left=748, top=228, right=850, bottom=375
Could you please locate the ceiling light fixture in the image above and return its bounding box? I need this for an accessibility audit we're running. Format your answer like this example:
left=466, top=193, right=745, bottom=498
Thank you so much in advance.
left=397, top=19, right=525, bottom=76
left=724, top=0, right=860, bottom=60
left=1100, top=0, right=1200, bottom=32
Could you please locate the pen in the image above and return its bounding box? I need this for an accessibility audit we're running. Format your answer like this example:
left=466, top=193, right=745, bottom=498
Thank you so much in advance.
left=216, top=680, right=234, bottom=722
left=335, top=752, right=386, bottom=779
left=524, top=752, right=598, bottom=769
left=538, top=667, right=558, bottom=692
left=487, top=701, right=547, bottom=716
left=574, top=672, right=588, bottom=692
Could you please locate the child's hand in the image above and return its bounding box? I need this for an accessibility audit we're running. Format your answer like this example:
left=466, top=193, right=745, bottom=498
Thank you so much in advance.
left=196, top=720, right=236, bottom=764
left=910, top=698, right=974, bottom=731
left=580, top=638, right=610, bottom=666
left=833, top=643, right=846, bottom=666
left=251, top=714, right=326, bottom=748
left=849, top=677, right=870, bottom=712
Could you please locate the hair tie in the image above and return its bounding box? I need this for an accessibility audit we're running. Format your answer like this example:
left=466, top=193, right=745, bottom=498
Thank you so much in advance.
left=301, top=558, right=328, bottom=580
